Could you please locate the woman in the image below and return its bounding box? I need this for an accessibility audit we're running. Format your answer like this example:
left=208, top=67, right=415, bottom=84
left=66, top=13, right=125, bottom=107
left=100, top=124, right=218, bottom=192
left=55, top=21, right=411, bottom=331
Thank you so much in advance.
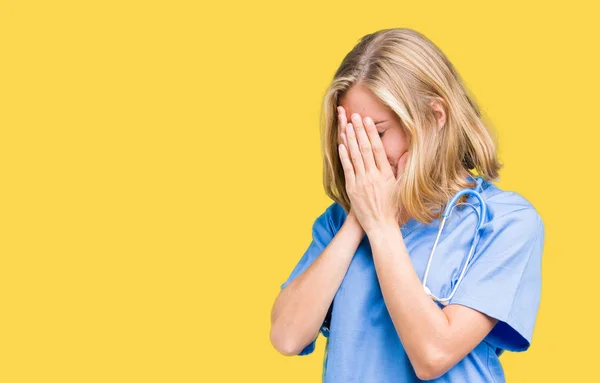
left=270, top=28, right=545, bottom=382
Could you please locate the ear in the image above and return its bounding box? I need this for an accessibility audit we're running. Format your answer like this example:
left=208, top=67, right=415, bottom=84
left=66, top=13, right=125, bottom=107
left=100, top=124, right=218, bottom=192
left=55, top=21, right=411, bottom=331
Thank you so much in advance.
left=430, top=98, right=447, bottom=131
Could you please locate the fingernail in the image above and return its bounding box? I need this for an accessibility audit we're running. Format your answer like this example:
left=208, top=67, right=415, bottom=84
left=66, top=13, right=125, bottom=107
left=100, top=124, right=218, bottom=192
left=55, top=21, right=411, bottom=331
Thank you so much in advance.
left=365, top=117, right=373, bottom=125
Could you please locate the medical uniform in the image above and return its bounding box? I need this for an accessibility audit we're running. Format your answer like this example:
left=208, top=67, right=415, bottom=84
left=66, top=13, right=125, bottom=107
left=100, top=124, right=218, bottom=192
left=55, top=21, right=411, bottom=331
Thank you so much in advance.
left=279, top=175, right=545, bottom=382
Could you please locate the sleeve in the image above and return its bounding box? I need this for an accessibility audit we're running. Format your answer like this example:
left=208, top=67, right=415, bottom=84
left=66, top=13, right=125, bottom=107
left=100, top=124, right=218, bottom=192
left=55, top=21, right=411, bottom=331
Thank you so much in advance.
left=279, top=202, right=337, bottom=356
left=447, top=208, right=545, bottom=352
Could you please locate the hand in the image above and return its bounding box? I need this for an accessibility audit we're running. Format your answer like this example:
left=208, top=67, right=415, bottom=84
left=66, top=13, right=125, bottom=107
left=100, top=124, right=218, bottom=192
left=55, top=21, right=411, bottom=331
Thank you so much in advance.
left=337, top=106, right=407, bottom=235
left=337, top=108, right=365, bottom=233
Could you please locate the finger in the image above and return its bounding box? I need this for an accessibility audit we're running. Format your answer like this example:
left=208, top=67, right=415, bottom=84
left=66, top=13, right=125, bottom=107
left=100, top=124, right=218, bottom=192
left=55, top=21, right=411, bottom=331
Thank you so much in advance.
left=351, top=113, right=377, bottom=173
left=363, top=116, right=394, bottom=178
left=338, top=143, right=356, bottom=186
left=345, top=122, right=365, bottom=178
left=337, top=106, right=348, bottom=146
left=337, top=107, right=351, bottom=171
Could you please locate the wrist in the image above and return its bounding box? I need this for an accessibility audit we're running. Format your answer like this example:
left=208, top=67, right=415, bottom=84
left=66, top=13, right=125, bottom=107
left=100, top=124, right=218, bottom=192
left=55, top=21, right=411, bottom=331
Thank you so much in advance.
left=342, top=211, right=365, bottom=239
left=366, top=221, right=401, bottom=246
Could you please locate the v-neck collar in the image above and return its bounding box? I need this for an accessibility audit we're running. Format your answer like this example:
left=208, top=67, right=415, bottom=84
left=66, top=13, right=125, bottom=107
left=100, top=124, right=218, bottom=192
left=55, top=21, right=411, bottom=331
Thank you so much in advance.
left=400, top=216, right=421, bottom=237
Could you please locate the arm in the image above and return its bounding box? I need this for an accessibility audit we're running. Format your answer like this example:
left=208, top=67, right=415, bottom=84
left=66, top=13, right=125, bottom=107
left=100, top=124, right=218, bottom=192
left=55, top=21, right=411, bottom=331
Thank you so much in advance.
left=368, top=223, right=498, bottom=380
left=270, top=212, right=364, bottom=356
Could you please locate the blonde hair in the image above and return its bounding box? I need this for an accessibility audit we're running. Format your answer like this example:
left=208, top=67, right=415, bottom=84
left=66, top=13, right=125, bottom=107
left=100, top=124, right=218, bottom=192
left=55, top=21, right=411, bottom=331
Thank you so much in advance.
left=320, top=28, right=503, bottom=224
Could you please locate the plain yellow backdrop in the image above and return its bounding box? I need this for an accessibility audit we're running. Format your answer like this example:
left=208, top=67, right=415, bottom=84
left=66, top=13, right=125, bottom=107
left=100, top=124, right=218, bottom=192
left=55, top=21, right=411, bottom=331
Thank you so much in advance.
left=1, top=0, right=598, bottom=382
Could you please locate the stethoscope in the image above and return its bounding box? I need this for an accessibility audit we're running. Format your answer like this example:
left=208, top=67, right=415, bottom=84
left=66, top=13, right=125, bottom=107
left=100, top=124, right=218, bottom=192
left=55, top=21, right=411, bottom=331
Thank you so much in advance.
left=422, top=176, right=488, bottom=306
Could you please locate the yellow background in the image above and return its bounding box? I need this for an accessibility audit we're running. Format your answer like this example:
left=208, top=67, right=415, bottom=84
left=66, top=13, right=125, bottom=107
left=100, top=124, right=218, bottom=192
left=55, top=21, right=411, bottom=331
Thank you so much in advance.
left=1, top=1, right=597, bottom=381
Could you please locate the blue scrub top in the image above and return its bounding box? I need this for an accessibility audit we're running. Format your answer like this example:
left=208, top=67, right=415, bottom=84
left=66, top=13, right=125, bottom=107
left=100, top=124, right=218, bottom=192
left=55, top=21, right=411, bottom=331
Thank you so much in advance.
left=280, top=176, right=545, bottom=382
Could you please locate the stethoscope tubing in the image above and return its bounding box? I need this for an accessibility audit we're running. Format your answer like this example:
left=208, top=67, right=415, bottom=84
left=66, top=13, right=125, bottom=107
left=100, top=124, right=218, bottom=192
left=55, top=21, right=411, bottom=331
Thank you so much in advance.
left=422, top=177, right=487, bottom=306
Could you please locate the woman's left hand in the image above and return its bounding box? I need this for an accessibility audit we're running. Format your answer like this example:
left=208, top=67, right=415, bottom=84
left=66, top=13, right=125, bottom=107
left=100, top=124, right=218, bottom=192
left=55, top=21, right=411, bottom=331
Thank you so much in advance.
left=338, top=112, right=407, bottom=235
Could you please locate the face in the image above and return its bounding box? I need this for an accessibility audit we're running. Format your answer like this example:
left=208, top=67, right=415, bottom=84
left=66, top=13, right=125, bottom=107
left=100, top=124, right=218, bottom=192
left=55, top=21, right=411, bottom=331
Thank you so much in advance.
left=338, top=83, right=411, bottom=179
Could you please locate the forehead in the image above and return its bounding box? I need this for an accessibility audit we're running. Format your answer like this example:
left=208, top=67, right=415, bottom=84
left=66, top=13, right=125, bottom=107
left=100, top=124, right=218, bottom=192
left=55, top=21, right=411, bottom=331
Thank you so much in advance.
left=338, top=84, right=390, bottom=119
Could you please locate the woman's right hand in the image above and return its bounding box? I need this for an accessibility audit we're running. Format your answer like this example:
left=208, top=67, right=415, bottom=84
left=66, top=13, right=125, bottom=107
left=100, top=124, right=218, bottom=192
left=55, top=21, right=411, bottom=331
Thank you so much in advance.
left=337, top=105, right=365, bottom=235
left=337, top=105, right=349, bottom=153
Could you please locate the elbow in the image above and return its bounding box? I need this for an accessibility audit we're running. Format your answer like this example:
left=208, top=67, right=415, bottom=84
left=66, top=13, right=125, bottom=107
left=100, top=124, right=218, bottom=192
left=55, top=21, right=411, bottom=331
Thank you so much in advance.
left=270, top=298, right=297, bottom=356
left=415, top=366, right=444, bottom=381
left=270, top=324, right=301, bottom=356
left=413, top=347, right=451, bottom=381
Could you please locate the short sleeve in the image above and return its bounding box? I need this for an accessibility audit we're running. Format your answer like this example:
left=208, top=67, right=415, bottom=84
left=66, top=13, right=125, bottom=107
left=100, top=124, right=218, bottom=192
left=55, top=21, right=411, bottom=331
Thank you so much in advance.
left=447, top=208, right=545, bottom=352
left=279, top=202, right=337, bottom=356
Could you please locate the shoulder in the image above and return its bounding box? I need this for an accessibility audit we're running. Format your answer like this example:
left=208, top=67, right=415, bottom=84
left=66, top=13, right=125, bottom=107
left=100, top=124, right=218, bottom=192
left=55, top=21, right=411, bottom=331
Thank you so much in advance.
left=481, top=182, right=544, bottom=239
left=320, top=201, right=348, bottom=234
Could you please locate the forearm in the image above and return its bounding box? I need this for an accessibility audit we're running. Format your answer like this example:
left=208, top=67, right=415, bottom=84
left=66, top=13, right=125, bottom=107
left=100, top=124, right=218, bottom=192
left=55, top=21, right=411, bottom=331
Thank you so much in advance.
left=368, top=224, right=451, bottom=376
left=271, top=214, right=364, bottom=355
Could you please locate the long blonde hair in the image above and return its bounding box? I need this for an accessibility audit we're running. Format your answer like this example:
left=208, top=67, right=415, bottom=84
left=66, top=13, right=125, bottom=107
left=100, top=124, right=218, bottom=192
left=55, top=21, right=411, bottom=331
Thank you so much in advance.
left=320, top=28, right=503, bottom=224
